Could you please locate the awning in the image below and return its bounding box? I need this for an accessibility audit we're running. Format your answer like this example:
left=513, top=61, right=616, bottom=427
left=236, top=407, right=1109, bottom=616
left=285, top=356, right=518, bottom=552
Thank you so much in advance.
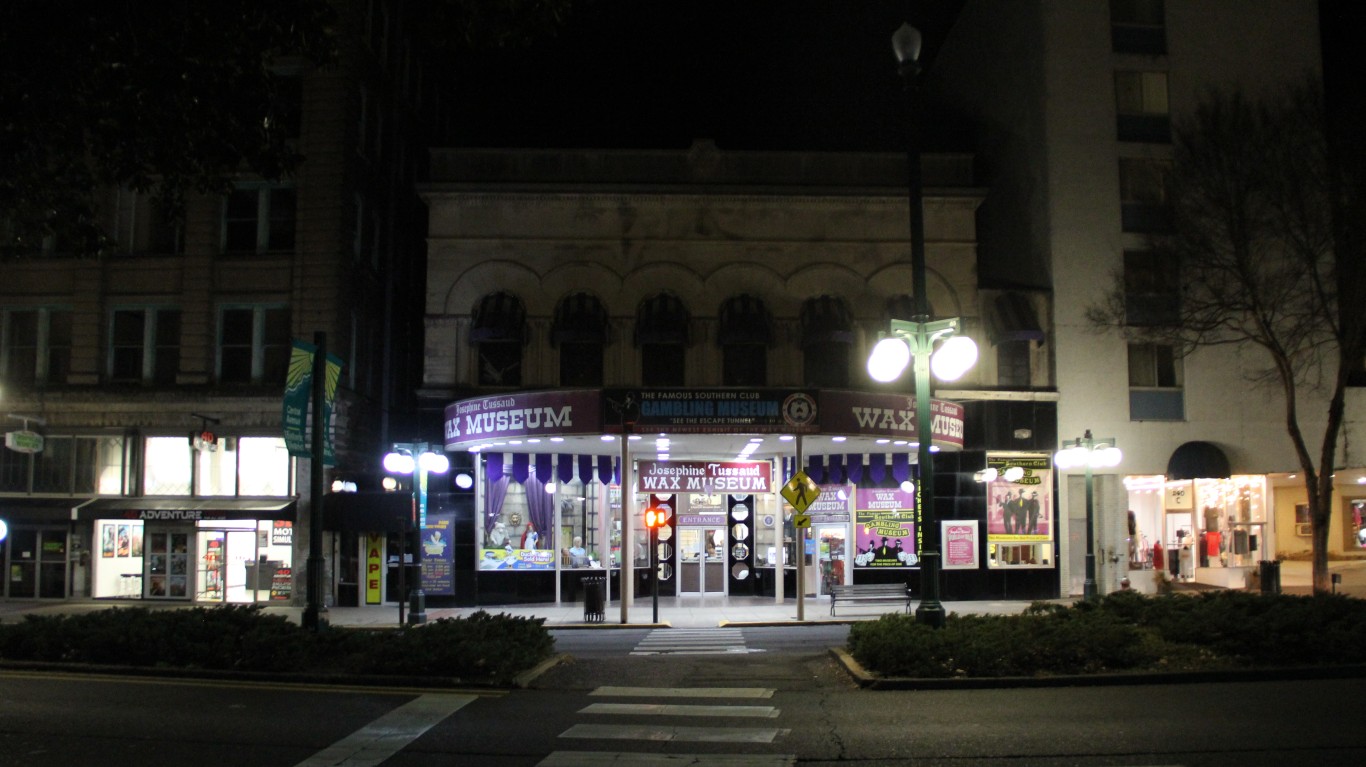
left=74, top=497, right=297, bottom=522
left=989, top=292, right=1045, bottom=344
left=552, top=292, right=609, bottom=345
left=718, top=294, right=772, bottom=345
left=470, top=291, right=526, bottom=344
left=634, top=292, right=690, bottom=346
left=0, top=497, right=87, bottom=522
left=1166, top=441, right=1231, bottom=480
left=800, top=295, right=855, bottom=346
left=322, top=492, right=413, bottom=533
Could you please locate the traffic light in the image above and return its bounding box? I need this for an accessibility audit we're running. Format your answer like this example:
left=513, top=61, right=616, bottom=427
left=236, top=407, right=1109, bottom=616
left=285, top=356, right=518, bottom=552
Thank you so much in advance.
left=644, top=504, right=664, bottom=529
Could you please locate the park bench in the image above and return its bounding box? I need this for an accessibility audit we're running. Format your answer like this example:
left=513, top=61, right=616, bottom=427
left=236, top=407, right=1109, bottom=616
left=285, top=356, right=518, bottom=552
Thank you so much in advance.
left=828, top=583, right=911, bottom=617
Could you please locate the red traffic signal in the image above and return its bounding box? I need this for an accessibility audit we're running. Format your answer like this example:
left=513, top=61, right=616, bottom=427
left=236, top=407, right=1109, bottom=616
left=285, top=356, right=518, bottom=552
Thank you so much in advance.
left=644, top=506, right=663, bottom=529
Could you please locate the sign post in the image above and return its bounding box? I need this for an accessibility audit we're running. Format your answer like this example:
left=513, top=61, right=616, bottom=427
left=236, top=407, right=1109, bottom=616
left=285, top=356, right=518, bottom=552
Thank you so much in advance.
left=781, top=469, right=820, bottom=622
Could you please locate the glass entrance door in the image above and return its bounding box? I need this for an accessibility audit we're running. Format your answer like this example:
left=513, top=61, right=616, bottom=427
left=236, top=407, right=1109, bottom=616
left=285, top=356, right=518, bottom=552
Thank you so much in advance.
left=816, top=525, right=847, bottom=597
left=196, top=531, right=226, bottom=601
left=678, top=527, right=725, bottom=594
left=3, top=528, right=69, bottom=598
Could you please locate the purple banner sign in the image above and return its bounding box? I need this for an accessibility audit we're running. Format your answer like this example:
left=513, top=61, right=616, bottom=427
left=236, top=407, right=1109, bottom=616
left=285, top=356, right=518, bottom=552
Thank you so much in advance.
left=636, top=460, right=772, bottom=493
left=853, top=487, right=920, bottom=568
left=444, top=389, right=601, bottom=448
left=818, top=390, right=965, bottom=449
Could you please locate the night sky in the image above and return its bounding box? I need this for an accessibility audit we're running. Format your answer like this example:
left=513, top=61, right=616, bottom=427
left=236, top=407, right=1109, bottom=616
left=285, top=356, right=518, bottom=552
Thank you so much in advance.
left=449, top=0, right=1359, bottom=154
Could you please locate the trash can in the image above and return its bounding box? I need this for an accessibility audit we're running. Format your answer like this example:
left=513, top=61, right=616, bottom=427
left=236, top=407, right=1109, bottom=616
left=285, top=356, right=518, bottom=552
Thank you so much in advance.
left=582, top=575, right=606, bottom=623
left=1259, top=560, right=1281, bottom=594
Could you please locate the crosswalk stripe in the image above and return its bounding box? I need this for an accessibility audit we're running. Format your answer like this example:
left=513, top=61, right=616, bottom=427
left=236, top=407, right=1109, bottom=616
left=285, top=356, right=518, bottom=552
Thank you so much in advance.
left=538, top=752, right=796, bottom=766
left=560, top=723, right=790, bottom=743
left=590, top=686, right=775, bottom=699
left=580, top=703, right=780, bottom=718
left=293, top=694, right=476, bottom=767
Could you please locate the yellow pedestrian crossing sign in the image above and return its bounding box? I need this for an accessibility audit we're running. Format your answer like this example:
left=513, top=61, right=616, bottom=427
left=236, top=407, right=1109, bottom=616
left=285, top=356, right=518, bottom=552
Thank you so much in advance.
left=781, top=470, right=820, bottom=514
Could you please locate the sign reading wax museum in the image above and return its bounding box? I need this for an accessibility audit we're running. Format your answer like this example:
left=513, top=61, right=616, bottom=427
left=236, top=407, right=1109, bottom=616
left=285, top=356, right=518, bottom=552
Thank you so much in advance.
left=818, top=390, right=965, bottom=449
left=636, top=460, right=772, bottom=494
left=853, top=487, right=919, bottom=568
left=444, top=389, right=601, bottom=448
left=603, top=389, right=819, bottom=434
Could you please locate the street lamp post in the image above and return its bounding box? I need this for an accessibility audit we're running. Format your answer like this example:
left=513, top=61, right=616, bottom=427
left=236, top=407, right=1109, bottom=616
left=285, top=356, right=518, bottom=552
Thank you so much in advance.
left=1054, top=430, right=1122, bottom=602
left=864, top=22, right=979, bottom=630
left=384, top=443, right=449, bottom=625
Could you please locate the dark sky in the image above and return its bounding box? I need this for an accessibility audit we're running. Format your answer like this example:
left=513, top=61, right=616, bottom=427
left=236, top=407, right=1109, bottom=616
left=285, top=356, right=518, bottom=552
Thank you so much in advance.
left=448, top=0, right=963, bottom=152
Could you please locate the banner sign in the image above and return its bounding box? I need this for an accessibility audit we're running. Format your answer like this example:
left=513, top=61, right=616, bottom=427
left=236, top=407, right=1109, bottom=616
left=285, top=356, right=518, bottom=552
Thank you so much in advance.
left=818, top=390, right=965, bottom=449
left=603, top=388, right=819, bottom=434
left=853, top=487, right=919, bottom=568
left=420, top=512, right=455, bottom=595
left=636, top=460, right=772, bottom=494
left=943, top=520, right=981, bottom=569
left=444, top=389, right=601, bottom=448
left=271, top=520, right=293, bottom=546
left=364, top=533, right=383, bottom=605
left=986, top=455, right=1054, bottom=543
left=282, top=339, right=341, bottom=466
left=5, top=430, right=44, bottom=454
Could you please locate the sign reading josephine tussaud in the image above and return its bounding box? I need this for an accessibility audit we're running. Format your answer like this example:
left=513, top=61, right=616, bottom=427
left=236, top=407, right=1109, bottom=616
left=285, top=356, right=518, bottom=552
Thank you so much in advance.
left=444, top=389, right=602, bottom=447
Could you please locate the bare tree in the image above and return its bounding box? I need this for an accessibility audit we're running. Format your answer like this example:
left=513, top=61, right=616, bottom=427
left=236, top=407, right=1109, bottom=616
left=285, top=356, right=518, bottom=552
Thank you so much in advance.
left=1087, top=80, right=1366, bottom=594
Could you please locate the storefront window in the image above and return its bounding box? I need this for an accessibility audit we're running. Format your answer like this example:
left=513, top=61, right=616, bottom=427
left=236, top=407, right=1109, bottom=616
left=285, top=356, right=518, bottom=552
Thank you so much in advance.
left=1126, top=474, right=1268, bottom=584
left=144, top=437, right=191, bottom=495
left=479, top=473, right=557, bottom=570
left=557, top=480, right=602, bottom=568
left=985, top=455, right=1054, bottom=569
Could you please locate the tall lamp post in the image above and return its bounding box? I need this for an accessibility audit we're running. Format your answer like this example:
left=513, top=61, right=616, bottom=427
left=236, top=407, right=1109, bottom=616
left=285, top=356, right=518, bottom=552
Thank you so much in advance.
left=866, top=22, right=979, bottom=629
left=1054, top=430, right=1122, bottom=602
left=384, top=443, right=449, bottom=625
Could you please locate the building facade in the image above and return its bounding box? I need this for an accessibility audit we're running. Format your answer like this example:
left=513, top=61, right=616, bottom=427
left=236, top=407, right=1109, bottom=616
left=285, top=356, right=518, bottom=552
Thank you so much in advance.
left=932, top=0, right=1366, bottom=594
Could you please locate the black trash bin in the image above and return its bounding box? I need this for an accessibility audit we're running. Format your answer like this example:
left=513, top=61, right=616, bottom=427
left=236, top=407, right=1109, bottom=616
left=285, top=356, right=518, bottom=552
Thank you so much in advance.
left=582, top=575, right=606, bottom=623
left=1259, top=560, right=1281, bottom=594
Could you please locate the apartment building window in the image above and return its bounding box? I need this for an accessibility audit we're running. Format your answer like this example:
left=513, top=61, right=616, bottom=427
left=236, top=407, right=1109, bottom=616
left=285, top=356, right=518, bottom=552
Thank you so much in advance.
left=1, top=307, right=72, bottom=387
left=1120, top=158, right=1172, bottom=233
left=106, top=188, right=184, bottom=256
left=1115, top=71, right=1170, bottom=143
left=553, top=293, right=609, bottom=387
left=1124, top=250, right=1180, bottom=325
left=636, top=293, right=688, bottom=387
left=1111, top=0, right=1166, bottom=55
left=109, top=308, right=181, bottom=385
left=1129, top=342, right=1184, bottom=420
left=997, top=342, right=1032, bottom=388
left=472, top=292, right=525, bottom=387
left=1, top=435, right=125, bottom=495
left=222, top=185, right=297, bottom=254
left=218, top=305, right=291, bottom=385
left=719, top=295, right=771, bottom=387
left=801, top=296, right=853, bottom=388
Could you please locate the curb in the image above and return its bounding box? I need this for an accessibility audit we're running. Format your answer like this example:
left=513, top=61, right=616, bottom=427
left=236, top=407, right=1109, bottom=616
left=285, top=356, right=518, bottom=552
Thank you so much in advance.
left=827, top=648, right=1366, bottom=690
left=549, top=621, right=671, bottom=630
left=513, top=653, right=572, bottom=688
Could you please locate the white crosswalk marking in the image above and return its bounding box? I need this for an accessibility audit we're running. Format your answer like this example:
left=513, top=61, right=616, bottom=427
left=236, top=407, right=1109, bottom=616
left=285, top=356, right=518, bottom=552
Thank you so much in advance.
left=293, top=693, right=477, bottom=767
left=630, top=627, right=764, bottom=655
left=537, top=686, right=796, bottom=766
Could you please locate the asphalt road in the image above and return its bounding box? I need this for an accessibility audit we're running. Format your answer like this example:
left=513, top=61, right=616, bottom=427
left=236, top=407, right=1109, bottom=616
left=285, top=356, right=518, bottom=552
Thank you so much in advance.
left=2, top=624, right=1363, bottom=767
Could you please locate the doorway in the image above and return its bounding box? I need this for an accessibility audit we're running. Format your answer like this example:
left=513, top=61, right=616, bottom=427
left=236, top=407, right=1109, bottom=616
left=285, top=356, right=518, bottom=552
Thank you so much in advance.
left=678, top=527, right=725, bottom=594
left=3, top=527, right=69, bottom=598
left=816, top=525, right=847, bottom=597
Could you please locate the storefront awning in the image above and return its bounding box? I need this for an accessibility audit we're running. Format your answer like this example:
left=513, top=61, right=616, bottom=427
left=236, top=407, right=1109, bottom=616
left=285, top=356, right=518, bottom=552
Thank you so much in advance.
left=470, top=291, right=526, bottom=344
left=989, top=292, right=1045, bottom=344
left=1166, top=441, right=1231, bottom=480
left=74, top=497, right=297, bottom=522
left=800, top=295, right=855, bottom=346
left=718, top=294, right=772, bottom=345
left=634, top=292, right=689, bottom=346
left=552, top=292, right=609, bottom=345
left=322, top=492, right=413, bottom=533
left=0, top=497, right=88, bottom=523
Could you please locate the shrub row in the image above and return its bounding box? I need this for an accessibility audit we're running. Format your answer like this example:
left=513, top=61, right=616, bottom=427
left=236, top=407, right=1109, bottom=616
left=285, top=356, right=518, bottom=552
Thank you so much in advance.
left=0, top=606, right=555, bottom=686
left=847, top=590, right=1366, bottom=678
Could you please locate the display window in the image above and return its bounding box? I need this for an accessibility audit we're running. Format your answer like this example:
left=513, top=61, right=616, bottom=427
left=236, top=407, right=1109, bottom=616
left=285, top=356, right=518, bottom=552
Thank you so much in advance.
left=985, top=454, right=1053, bottom=569
left=92, top=519, right=291, bottom=601
left=479, top=471, right=558, bottom=570
left=1125, top=474, right=1268, bottom=586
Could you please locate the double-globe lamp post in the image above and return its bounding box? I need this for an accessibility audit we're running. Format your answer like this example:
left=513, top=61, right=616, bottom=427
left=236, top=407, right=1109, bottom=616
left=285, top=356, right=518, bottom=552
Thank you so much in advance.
left=865, top=21, right=979, bottom=630
left=1054, top=431, right=1122, bottom=602
left=384, top=443, right=449, bottom=625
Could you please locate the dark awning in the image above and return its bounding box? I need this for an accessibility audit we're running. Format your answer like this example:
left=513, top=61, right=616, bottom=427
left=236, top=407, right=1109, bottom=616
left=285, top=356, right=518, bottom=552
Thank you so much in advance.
left=989, top=292, right=1045, bottom=344
left=1166, top=441, right=1231, bottom=480
left=634, top=292, right=690, bottom=346
left=75, top=497, right=297, bottom=521
left=552, top=292, right=609, bottom=345
left=470, top=292, right=526, bottom=344
left=322, top=492, right=413, bottom=533
left=0, top=497, right=87, bottom=522
left=718, top=294, right=772, bottom=345
left=800, top=295, right=855, bottom=346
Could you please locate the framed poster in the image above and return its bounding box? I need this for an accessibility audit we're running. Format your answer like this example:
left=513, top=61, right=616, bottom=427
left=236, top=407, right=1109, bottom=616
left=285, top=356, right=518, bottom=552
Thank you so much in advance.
left=101, top=524, right=115, bottom=558
left=942, top=520, right=980, bottom=570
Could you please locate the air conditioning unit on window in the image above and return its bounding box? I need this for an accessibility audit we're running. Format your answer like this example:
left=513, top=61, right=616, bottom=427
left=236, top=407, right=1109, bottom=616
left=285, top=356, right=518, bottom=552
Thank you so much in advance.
left=1295, top=523, right=1312, bottom=537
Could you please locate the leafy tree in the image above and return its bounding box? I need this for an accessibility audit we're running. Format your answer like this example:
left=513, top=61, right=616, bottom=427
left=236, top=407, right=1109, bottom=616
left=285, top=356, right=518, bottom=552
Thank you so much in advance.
left=1087, top=80, right=1366, bottom=593
left=0, top=0, right=336, bottom=257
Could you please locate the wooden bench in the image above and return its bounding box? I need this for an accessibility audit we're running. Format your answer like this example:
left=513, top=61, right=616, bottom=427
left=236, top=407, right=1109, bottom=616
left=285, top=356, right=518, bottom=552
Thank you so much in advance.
left=829, top=583, right=911, bottom=616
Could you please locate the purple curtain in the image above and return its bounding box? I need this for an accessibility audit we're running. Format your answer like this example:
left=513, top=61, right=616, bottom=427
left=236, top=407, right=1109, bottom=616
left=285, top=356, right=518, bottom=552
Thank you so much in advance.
left=892, top=453, right=911, bottom=484
left=484, top=452, right=504, bottom=485
left=597, top=455, right=614, bottom=485
left=868, top=453, right=886, bottom=484
left=535, top=454, right=553, bottom=484
left=580, top=454, right=595, bottom=485
left=483, top=475, right=509, bottom=537
left=807, top=454, right=825, bottom=484
left=512, top=453, right=530, bottom=483
left=846, top=453, right=864, bottom=484
left=524, top=473, right=554, bottom=542
left=558, top=454, right=574, bottom=484
left=828, top=454, right=845, bottom=484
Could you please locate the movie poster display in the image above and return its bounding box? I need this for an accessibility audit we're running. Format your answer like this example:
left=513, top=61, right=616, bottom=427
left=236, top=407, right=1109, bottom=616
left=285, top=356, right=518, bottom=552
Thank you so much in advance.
left=421, top=511, right=456, bottom=594
left=853, top=486, right=919, bottom=568
left=986, top=455, right=1053, bottom=543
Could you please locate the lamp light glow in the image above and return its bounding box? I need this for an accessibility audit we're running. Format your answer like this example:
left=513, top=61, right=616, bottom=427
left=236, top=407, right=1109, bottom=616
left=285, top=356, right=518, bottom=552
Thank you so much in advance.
left=930, top=335, right=979, bottom=381
left=867, top=337, right=912, bottom=382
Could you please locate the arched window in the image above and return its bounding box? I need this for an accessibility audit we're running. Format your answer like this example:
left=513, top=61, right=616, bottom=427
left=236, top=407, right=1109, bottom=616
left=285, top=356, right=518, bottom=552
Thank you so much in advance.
left=471, top=292, right=525, bottom=386
left=718, top=294, right=771, bottom=386
left=800, top=295, right=854, bottom=388
left=553, top=292, right=609, bottom=386
left=635, top=293, right=688, bottom=387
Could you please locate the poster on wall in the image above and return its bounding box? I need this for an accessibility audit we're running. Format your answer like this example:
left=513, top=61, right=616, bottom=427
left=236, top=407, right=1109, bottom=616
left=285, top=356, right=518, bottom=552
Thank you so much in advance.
left=986, top=455, right=1053, bottom=543
left=853, top=487, right=919, bottom=568
left=272, top=520, right=293, bottom=546
left=942, top=520, right=980, bottom=569
left=421, top=512, right=455, bottom=595
left=102, top=524, right=115, bottom=558
left=131, top=528, right=143, bottom=557
left=117, top=525, right=130, bottom=557
left=269, top=567, right=292, bottom=600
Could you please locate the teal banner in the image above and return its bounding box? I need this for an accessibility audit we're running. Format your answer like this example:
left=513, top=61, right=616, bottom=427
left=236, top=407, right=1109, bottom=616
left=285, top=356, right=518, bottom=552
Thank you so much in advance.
left=282, top=340, right=314, bottom=457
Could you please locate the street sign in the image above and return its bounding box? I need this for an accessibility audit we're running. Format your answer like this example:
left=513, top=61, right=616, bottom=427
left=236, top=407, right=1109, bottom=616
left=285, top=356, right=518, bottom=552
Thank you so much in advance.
left=5, top=430, right=43, bottom=454
left=781, top=470, right=820, bottom=514
left=793, top=512, right=811, bottom=528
